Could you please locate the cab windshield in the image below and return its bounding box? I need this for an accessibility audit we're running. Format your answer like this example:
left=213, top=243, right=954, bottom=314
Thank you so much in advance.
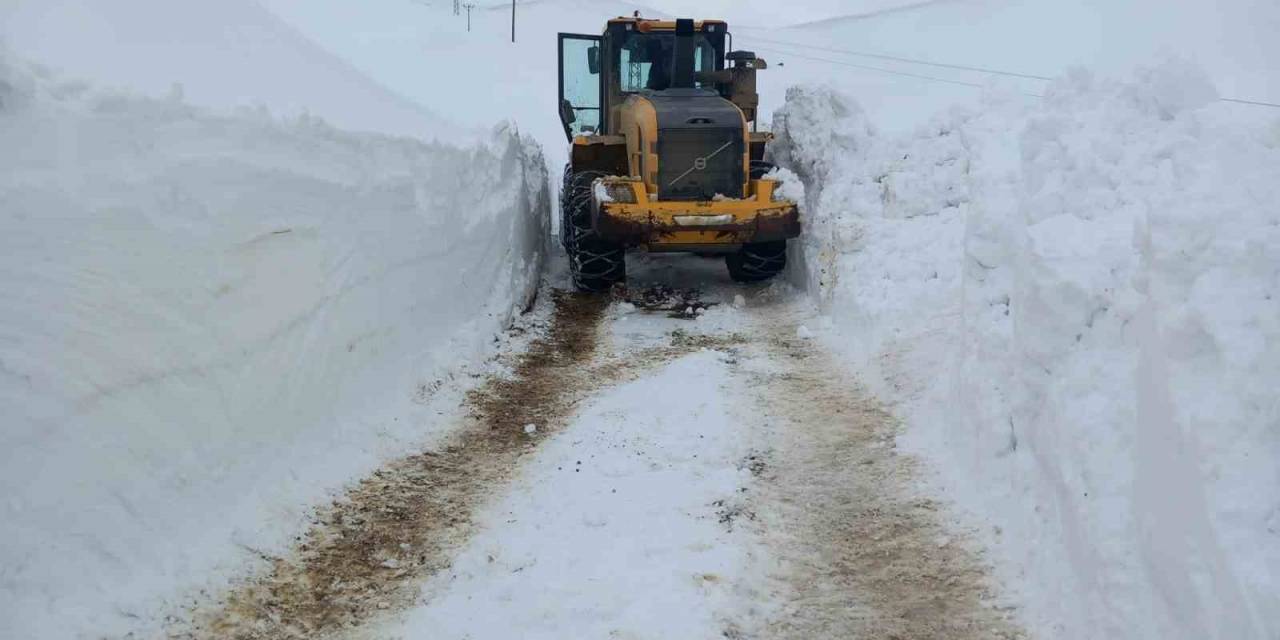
left=617, top=32, right=718, bottom=92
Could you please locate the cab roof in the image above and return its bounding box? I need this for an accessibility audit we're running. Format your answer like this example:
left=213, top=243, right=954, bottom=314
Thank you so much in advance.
left=605, top=17, right=728, bottom=33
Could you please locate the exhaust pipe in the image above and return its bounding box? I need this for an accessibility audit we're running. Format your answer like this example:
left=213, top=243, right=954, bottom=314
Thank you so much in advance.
left=670, top=18, right=696, bottom=89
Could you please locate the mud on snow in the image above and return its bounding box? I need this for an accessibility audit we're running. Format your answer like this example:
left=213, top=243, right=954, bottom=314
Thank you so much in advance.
left=170, top=259, right=1028, bottom=639
left=738, top=310, right=1027, bottom=639
left=172, top=285, right=743, bottom=639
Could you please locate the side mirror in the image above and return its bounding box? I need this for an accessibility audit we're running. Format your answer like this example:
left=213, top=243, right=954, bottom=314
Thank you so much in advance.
left=560, top=99, right=577, bottom=125
left=587, top=45, right=600, bottom=75
left=558, top=99, right=577, bottom=141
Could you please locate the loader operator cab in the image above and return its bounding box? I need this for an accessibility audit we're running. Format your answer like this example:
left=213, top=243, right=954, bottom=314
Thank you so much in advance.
left=623, top=32, right=719, bottom=92
left=558, top=19, right=729, bottom=140
left=556, top=16, right=799, bottom=292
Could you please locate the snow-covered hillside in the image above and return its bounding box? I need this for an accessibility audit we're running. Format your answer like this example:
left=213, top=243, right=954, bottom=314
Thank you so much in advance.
left=257, top=0, right=1279, bottom=183
left=0, top=38, right=548, bottom=640
left=745, top=0, right=1280, bottom=132
left=0, top=0, right=453, bottom=140
left=772, top=60, right=1280, bottom=639
left=254, top=0, right=986, bottom=170
left=258, top=0, right=675, bottom=175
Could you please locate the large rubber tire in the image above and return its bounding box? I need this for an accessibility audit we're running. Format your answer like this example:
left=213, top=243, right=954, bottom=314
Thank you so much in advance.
left=562, top=167, right=626, bottom=292
left=725, top=162, right=788, bottom=283
left=726, top=240, right=787, bottom=283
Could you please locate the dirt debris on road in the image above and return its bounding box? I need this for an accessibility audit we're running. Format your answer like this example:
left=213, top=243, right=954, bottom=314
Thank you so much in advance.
left=177, top=290, right=608, bottom=639
left=746, top=324, right=1026, bottom=640
left=168, top=272, right=1027, bottom=640
left=173, top=286, right=746, bottom=640
left=619, top=283, right=718, bottom=318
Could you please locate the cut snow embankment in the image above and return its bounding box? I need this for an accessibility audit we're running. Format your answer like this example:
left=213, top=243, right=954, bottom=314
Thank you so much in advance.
left=0, top=52, right=549, bottom=638
left=771, top=61, right=1280, bottom=639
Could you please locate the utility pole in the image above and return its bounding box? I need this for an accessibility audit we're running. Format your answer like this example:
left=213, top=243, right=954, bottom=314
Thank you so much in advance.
left=511, top=0, right=516, bottom=42
left=463, top=3, right=474, bottom=31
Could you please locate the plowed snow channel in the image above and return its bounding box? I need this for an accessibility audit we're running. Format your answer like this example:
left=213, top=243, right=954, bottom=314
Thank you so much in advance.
left=165, top=254, right=1026, bottom=639
left=346, top=255, right=1027, bottom=639
left=161, top=254, right=1027, bottom=639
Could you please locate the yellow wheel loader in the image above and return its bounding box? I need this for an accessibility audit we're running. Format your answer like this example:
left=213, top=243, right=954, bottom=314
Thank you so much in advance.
left=557, top=16, right=801, bottom=291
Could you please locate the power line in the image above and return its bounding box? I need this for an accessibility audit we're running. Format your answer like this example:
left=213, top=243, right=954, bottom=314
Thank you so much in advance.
left=744, top=33, right=1280, bottom=109
left=748, top=44, right=1043, bottom=98
left=747, top=34, right=1053, bottom=82
left=1221, top=96, right=1280, bottom=108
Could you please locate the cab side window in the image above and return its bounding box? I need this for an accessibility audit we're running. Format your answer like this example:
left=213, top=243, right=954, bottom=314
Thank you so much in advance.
left=558, top=34, right=602, bottom=139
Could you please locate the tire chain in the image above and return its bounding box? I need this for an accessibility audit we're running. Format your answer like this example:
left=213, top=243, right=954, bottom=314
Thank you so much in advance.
left=561, top=168, right=624, bottom=291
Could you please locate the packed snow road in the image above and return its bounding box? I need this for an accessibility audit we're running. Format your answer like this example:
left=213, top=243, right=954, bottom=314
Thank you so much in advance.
left=172, top=255, right=1024, bottom=640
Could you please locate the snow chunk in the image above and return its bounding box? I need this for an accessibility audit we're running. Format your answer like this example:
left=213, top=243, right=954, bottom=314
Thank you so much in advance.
left=763, top=166, right=806, bottom=204
left=593, top=180, right=614, bottom=203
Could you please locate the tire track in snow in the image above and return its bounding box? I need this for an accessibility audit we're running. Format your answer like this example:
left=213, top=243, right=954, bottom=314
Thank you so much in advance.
left=173, top=284, right=737, bottom=639
left=743, top=309, right=1026, bottom=639
left=169, top=259, right=1028, bottom=638
left=177, top=290, right=610, bottom=639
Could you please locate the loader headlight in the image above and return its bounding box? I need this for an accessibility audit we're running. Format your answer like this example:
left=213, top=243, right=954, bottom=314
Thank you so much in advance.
left=594, top=180, right=638, bottom=204
left=674, top=214, right=734, bottom=227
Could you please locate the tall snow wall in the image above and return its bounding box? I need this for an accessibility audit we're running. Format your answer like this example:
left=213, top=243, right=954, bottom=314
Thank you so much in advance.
left=0, top=52, right=549, bottom=638
left=771, top=62, right=1280, bottom=639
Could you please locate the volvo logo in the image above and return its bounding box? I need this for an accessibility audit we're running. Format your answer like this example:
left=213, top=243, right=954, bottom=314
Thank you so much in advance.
left=668, top=140, right=734, bottom=189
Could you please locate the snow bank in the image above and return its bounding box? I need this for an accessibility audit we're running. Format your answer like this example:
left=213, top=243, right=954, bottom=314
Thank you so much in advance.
left=773, top=61, right=1280, bottom=639
left=0, top=53, right=549, bottom=639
